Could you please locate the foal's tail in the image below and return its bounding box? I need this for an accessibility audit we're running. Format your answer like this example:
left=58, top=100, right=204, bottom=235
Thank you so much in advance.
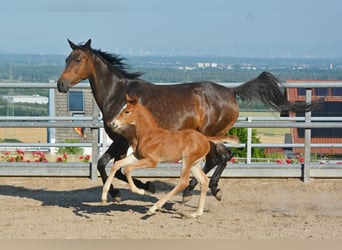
left=207, top=135, right=240, bottom=145
left=233, top=71, right=323, bottom=113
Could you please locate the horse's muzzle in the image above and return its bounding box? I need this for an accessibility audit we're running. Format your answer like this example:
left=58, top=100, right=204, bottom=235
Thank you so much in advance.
left=110, top=121, right=118, bottom=130
left=57, top=79, right=69, bottom=93
left=110, top=120, right=123, bottom=131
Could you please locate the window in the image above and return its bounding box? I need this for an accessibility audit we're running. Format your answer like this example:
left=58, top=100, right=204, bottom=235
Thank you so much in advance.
left=332, top=88, right=342, bottom=96
left=297, top=88, right=306, bottom=96
left=68, top=91, right=84, bottom=112
left=314, top=88, right=329, bottom=96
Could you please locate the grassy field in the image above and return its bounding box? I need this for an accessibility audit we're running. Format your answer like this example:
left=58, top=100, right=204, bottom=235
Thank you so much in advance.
left=0, top=128, right=47, bottom=143
left=239, top=111, right=289, bottom=143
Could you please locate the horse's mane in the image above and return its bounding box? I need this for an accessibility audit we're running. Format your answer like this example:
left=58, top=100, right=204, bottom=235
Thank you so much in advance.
left=91, top=48, right=143, bottom=79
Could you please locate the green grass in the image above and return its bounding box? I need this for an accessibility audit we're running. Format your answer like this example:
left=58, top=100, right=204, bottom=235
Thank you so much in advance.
left=239, top=111, right=290, bottom=136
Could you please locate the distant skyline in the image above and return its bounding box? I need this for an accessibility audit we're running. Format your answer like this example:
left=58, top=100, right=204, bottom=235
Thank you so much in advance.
left=1, top=0, right=342, bottom=57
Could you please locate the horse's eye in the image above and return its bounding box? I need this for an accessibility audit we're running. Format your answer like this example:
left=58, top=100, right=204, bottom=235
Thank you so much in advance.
left=124, top=110, right=130, bottom=114
left=75, top=58, right=81, bottom=63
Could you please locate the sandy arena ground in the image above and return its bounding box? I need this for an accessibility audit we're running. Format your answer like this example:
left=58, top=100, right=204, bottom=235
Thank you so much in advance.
left=0, top=176, right=341, bottom=239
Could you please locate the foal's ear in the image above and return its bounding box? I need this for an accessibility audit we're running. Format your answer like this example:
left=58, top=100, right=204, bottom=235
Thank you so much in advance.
left=67, top=39, right=78, bottom=50
left=126, top=94, right=138, bottom=105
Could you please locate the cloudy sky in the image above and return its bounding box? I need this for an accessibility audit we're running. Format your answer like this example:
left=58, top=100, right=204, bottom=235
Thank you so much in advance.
left=1, top=0, right=342, bottom=57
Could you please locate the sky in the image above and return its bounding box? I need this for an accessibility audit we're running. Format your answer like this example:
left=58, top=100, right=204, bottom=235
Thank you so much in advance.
left=1, top=0, right=342, bottom=57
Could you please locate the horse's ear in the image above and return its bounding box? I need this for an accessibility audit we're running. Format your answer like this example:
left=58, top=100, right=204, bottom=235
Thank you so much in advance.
left=67, top=39, right=77, bottom=50
left=126, top=94, right=138, bottom=105
left=84, top=39, right=92, bottom=48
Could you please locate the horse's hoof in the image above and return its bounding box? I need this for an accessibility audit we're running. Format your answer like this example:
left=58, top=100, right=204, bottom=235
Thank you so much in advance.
left=213, top=189, right=222, bottom=201
left=110, top=189, right=122, bottom=203
left=182, top=193, right=192, bottom=203
left=146, top=181, right=156, bottom=193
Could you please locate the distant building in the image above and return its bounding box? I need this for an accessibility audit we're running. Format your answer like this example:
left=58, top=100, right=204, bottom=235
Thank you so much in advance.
left=196, top=62, right=218, bottom=69
left=197, top=63, right=204, bottom=68
left=3, top=95, right=48, bottom=104
left=285, top=80, right=342, bottom=156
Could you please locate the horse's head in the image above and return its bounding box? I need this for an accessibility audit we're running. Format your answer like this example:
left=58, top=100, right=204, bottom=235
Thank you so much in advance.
left=111, top=94, right=139, bottom=130
left=57, top=39, right=94, bottom=93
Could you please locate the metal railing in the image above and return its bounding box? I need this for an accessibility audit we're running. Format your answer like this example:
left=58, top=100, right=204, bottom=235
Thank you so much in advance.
left=0, top=81, right=341, bottom=181
left=0, top=82, right=101, bottom=180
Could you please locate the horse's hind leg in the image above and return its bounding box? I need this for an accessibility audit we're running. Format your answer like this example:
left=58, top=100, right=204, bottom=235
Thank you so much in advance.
left=209, top=144, right=234, bottom=201
left=189, top=163, right=209, bottom=218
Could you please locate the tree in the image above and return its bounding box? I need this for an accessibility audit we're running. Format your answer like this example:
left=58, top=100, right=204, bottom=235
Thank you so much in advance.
left=227, top=127, right=265, bottom=159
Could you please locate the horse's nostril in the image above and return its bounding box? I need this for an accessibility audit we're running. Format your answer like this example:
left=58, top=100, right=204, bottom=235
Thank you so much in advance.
left=57, top=79, right=63, bottom=88
left=111, top=121, right=119, bottom=130
left=57, top=79, right=68, bottom=93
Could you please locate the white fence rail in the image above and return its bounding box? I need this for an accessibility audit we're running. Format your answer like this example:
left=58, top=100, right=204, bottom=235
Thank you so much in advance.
left=0, top=81, right=341, bottom=181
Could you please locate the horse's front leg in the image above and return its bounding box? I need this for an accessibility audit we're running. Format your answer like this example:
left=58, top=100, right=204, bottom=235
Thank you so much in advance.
left=98, top=141, right=128, bottom=202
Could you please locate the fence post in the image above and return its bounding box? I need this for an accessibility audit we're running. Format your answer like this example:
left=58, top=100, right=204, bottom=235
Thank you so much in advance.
left=90, top=99, right=100, bottom=181
left=303, top=88, right=312, bottom=182
left=48, top=88, right=56, bottom=155
left=247, top=117, right=252, bottom=163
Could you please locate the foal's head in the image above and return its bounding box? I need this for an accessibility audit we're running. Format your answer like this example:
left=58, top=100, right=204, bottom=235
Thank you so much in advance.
left=111, top=94, right=140, bottom=130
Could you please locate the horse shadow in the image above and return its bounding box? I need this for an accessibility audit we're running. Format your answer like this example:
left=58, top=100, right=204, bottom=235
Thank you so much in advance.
left=0, top=179, right=199, bottom=219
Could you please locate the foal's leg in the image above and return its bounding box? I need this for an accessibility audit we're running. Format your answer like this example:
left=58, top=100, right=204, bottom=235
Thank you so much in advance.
left=97, top=143, right=124, bottom=202
left=182, top=143, right=216, bottom=203
left=101, top=154, right=137, bottom=203
left=99, top=140, right=155, bottom=202
left=148, top=160, right=192, bottom=215
left=182, top=144, right=233, bottom=203
left=190, top=163, right=209, bottom=218
left=124, top=158, right=157, bottom=195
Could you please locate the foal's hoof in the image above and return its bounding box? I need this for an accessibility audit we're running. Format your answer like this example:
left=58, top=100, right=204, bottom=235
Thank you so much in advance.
left=109, top=189, right=122, bottom=203
left=190, top=212, right=203, bottom=218
left=147, top=208, right=157, bottom=216
left=145, top=181, right=156, bottom=194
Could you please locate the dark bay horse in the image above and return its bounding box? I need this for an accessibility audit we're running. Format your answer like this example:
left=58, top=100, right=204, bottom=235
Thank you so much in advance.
left=57, top=39, right=320, bottom=202
left=102, top=94, right=239, bottom=217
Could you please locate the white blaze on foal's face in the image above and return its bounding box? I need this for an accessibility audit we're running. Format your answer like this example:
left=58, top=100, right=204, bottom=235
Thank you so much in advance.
left=114, top=103, right=137, bottom=128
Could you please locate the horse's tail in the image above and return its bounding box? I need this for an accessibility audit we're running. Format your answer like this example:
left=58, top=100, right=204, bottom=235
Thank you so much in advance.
left=232, top=71, right=323, bottom=113
left=207, top=135, right=240, bottom=145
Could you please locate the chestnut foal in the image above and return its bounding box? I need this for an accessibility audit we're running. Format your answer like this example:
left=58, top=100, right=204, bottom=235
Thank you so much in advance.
left=102, top=95, right=239, bottom=217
